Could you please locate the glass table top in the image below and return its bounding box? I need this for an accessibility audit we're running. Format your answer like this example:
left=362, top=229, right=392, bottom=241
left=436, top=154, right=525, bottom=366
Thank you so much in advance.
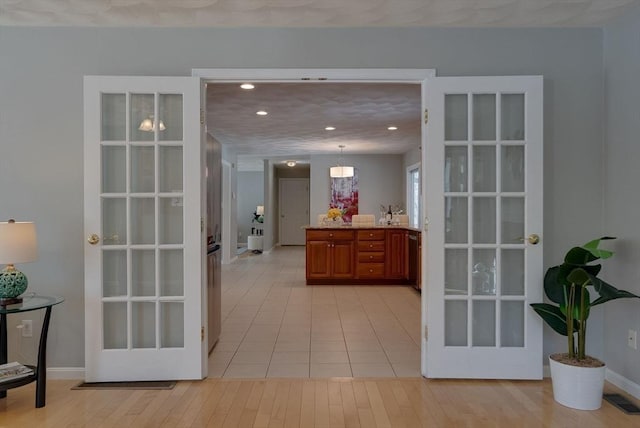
left=0, top=295, right=64, bottom=314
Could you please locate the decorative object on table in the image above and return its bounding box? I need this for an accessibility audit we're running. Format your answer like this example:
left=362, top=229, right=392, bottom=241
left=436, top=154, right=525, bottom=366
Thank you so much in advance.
left=0, top=219, right=38, bottom=305
left=251, top=205, right=264, bottom=235
left=530, top=237, right=639, bottom=410
left=0, top=361, right=34, bottom=383
left=324, top=207, right=345, bottom=226
left=329, top=145, right=354, bottom=178
left=330, top=166, right=358, bottom=223
left=379, top=204, right=404, bottom=225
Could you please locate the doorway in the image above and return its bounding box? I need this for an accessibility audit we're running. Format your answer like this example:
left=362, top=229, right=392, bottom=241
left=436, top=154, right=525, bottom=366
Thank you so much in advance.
left=198, top=70, right=435, bottom=375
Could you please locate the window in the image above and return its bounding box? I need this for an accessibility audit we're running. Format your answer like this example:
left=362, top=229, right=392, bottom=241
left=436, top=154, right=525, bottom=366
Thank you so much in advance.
left=407, top=164, right=421, bottom=228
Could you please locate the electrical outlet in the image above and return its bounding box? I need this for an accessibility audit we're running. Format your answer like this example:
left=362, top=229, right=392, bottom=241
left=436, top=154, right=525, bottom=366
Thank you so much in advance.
left=21, top=320, right=33, bottom=337
left=628, top=329, right=637, bottom=350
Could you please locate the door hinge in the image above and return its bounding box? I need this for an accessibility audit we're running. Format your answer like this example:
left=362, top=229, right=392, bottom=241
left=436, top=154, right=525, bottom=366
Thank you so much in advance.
left=200, top=109, right=205, bottom=125
left=424, top=326, right=429, bottom=341
left=201, top=217, right=204, bottom=232
left=201, top=326, right=205, bottom=342
left=424, top=108, right=429, bottom=125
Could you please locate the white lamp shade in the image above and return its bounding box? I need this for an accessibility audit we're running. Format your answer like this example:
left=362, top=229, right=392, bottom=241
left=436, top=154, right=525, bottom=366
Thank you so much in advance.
left=256, top=205, right=264, bottom=215
left=330, top=166, right=354, bottom=178
left=0, top=221, right=37, bottom=264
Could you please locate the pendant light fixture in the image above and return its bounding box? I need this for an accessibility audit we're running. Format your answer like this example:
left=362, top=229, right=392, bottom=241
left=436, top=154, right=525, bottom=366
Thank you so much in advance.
left=138, top=115, right=166, bottom=132
left=329, top=145, right=354, bottom=178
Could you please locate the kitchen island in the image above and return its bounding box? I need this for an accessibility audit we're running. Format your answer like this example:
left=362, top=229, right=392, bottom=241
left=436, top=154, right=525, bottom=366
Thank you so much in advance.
left=305, top=226, right=421, bottom=287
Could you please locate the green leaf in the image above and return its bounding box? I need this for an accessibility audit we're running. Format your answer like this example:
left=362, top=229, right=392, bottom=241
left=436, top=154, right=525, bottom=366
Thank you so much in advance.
left=586, top=273, right=640, bottom=306
left=567, top=268, right=591, bottom=285
left=530, top=303, right=569, bottom=336
left=565, top=247, right=598, bottom=265
left=583, top=236, right=616, bottom=249
left=544, top=266, right=568, bottom=304
left=579, top=237, right=616, bottom=261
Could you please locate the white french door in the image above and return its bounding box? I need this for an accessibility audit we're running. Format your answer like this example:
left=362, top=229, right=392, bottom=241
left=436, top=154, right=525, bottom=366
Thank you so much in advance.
left=423, top=76, right=544, bottom=379
left=84, top=76, right=205, bottom=381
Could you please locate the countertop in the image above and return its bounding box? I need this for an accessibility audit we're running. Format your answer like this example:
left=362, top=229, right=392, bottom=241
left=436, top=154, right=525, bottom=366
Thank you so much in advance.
left=304, top=224, right=421, bottom=232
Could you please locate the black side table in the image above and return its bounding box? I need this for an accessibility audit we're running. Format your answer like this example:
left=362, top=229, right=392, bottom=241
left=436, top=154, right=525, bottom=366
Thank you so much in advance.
left=0, top=295, right=64, bottom=408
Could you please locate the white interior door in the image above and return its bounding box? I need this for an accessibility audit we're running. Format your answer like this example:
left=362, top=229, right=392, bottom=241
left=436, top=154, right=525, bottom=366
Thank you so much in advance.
left=84, top=76, right=205, bottom=382
left=423, top=76, right=543, bottom=379
left=279, top=178, right=309, bottom=245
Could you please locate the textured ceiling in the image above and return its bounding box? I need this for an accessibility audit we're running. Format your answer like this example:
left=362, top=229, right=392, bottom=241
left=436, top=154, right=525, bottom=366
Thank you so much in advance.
left=206, top=83, right=422, bottom=171
left=1, top=0, right=638, bottom=27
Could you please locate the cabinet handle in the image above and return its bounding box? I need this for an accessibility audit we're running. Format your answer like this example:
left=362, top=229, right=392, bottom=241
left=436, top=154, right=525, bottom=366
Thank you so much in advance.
left=369, top=233, right=373, bottom=237
left=369, top=255, right=373, bottom=259
left=329, top=233, right=333, bottom=237
left=369, top=244, right=373, bottom=248
left=369, top=269, right=373, bottom=273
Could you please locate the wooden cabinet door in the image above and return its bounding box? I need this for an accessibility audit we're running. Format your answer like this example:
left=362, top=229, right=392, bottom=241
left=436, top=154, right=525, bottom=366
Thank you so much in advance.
left=386, top=230, right=408, bottom=279
left=332, top=241, right=355, bottom=278
left=306, top=240, right=332, bottom=279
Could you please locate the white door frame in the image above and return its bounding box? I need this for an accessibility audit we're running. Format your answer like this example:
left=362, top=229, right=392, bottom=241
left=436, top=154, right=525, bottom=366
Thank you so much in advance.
left=194, top=68, right=434, bottom=377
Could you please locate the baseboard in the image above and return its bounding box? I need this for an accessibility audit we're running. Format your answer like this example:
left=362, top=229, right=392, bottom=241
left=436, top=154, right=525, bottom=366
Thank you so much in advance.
left=543, top=364, right=550, bottom=378
left=47, top=367, right=85, bottom=380
left=606, top=368, right=640, bottom=400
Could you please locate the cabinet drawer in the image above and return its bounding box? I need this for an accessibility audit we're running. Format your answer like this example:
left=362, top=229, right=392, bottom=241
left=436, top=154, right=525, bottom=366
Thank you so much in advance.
left=357, top=230, right=385, bottom=241
left=358, top=252, right=385, bottom=263
left=307, top=230, right=354, bottom=241
left=357, top=241, right=385, bottom=252
left=357, top=263, right=385, bottom=277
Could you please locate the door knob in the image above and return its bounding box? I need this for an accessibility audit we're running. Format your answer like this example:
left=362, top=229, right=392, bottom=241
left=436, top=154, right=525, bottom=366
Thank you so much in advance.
left=88, top=234, right=100, bottom=245
left=518, top=234, right=540, bottom=245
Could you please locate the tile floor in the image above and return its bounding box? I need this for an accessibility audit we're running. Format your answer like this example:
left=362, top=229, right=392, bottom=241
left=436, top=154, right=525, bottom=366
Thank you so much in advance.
left=209, top=246, right=422, bottom=378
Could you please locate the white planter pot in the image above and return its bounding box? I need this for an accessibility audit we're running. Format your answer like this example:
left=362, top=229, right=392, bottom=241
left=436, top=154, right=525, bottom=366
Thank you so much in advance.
left=549, top=356, right=606, bottom=410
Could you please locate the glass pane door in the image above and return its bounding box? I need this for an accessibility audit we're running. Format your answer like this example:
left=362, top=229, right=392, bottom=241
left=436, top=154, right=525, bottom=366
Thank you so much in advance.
left=85, top=76, right=202, bottom=382
left=425, top=76, right=543, bottom=379
left=101, top=92, right=185, bottom=350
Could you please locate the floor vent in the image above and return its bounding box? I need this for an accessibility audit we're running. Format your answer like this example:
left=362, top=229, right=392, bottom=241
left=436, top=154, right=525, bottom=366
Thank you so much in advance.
left=72, top=381, right=176, bottom=390
left=603, top=393, right=640, bottom=414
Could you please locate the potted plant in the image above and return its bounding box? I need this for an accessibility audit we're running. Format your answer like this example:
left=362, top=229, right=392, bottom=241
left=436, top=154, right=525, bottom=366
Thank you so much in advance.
left=531, top=237, right=639, bottom=410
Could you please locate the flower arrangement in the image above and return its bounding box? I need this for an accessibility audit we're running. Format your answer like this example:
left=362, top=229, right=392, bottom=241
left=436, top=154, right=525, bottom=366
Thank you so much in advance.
left=326, top=207, right=345, bottom=220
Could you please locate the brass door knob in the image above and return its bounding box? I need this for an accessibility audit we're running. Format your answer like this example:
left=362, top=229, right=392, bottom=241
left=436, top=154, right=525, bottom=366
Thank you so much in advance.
left=518, top=234, right=540, bottom=245
left=88, top=234, right=100, bottom=245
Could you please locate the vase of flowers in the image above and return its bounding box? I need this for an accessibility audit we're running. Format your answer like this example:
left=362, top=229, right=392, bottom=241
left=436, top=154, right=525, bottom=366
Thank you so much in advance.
left=324, top=207, right=345, bottom=225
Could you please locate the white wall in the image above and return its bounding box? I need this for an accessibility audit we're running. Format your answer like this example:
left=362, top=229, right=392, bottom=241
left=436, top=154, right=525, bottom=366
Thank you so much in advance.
left=0, top=25, right=607, bottom=368
left=603, top=7, right=640, bottom=386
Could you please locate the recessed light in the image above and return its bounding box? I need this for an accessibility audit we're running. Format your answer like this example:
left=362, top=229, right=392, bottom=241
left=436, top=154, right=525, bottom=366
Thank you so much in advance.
left=240, top=83, right=254, bottom=90
left=325, top=126, right=335, bottom=131
left=286, top=160, right=296, bottom=167
left=256, top=110, right=268, bottom=116
left=388, top=126, right=398, bottom=130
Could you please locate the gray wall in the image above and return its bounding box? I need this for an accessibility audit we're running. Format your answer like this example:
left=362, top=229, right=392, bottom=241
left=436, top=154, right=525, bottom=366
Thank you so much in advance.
left=603, top=8, right=640, bottom=385
left=310, top=154, right=405, bottom=222
left=237, top=171, right=264, bottom=244
left=0, top=26, right=606, bottom=368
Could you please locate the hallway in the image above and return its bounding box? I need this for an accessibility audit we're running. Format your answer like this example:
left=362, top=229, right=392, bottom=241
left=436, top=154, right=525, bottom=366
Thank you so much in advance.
left=209, top=246, right=421, bottom=378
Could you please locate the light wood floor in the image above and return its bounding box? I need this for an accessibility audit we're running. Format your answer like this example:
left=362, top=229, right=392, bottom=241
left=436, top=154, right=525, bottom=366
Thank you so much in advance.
left=1, top=377, right=638, bottom=427
left=3, top=246, right=638, bottom=425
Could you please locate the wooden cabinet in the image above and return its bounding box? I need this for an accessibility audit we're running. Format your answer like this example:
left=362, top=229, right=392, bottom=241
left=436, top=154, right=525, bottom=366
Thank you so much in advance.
left=386, top=229, right=409, bottom=279
left=356, top=229, right=386, bottom=279
left=305, top=227, right=420, bottom=286
left=306, top=230, right=355, bottom=282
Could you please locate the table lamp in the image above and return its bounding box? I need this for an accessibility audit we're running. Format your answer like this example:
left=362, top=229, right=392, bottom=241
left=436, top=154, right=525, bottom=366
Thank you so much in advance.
left=0, top=219, right=37, bottom=305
